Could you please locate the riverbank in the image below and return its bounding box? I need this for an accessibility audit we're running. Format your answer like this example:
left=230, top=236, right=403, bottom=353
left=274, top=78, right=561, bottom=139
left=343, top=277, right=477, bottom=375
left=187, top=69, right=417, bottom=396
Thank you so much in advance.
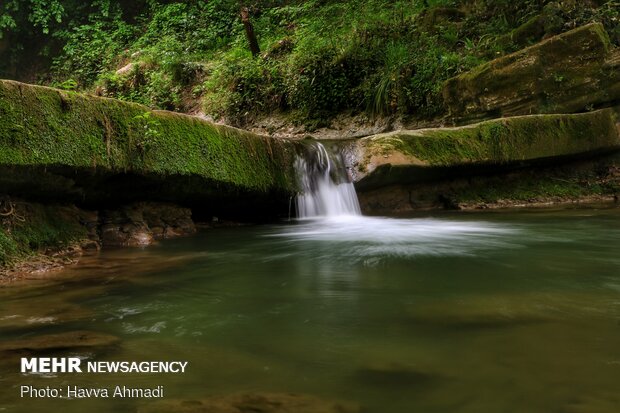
left=1, top=79, right=619, bottom=276
left=2, top=20, right=620, bottom=276
left=3, top=191, right=619, bottom=282
left=0, top=200, right=198, bottom=282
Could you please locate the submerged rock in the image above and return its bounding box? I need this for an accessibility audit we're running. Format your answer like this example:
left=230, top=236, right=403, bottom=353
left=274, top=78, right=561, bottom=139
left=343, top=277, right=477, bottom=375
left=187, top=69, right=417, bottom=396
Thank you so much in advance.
left=0, top=330, right=120, bottom=353
left=404, top=296, right=555, bottom=331
left=562, top=392, right=620, bottom=413
left=355, top=362, right=441, bottom=388
left=139, top=392, right=360, bottom=413
left=0, top=300, right=94, bottom=332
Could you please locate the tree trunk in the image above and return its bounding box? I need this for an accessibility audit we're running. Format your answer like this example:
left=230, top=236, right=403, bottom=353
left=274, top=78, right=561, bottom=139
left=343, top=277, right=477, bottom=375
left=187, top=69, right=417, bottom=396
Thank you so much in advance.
left=240, top=6, right=260, bottom=57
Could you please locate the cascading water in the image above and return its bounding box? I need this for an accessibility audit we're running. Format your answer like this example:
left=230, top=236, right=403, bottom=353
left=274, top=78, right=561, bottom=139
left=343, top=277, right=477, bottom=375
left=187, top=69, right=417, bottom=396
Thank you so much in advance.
left=295, top=141, right=361, bottom=218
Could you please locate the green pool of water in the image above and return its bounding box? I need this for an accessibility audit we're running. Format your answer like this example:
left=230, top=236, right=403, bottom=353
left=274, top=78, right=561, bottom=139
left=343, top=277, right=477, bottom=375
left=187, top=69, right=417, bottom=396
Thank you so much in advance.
left=1, top=208, right=620, bottom=412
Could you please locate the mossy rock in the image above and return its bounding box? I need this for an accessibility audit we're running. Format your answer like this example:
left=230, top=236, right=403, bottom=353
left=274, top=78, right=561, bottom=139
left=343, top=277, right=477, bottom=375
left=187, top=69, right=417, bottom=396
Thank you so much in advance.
left=0, top=79, right=298, bottom=194
left=419, top=7, right=465, bottom=33
left=498, top=14, right=546, bottom=50
left=443, top=23, right=619, bottom=123
left=353, top=110, right=620, bottom=189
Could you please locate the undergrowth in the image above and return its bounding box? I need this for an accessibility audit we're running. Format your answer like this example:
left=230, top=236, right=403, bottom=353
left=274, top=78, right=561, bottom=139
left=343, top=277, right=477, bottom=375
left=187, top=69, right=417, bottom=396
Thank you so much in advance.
left=0, top=202, right=86, bottom=267
left=1, top=0, right=618, bottom=127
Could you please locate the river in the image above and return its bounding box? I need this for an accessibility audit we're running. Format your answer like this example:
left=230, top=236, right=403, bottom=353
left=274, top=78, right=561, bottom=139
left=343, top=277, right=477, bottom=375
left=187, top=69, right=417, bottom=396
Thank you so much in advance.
left=1, top=208, right=620, bottom=412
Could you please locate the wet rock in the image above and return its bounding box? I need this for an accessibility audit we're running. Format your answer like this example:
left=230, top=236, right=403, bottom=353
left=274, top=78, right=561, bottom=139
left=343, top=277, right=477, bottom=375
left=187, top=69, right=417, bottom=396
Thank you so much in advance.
left=138, top=392, right=359, bottom=413
left=79, top=239, right=101, bottom=251
left=100, top=219, right=152, bottom=247
left=139, top=202, right=195, bottom=239
left=0, top=309, right=94, bottom=334
left=443, top=23, right=620, bottom=123
left=0, top=297, right=95, bottom=332
left=0, top=201, right=101, bottom=278
left=100, top=203, right=195, bottom=247
left=0, top=330, right=120, bottom=353
left=0, top=78, right=299, bottom=200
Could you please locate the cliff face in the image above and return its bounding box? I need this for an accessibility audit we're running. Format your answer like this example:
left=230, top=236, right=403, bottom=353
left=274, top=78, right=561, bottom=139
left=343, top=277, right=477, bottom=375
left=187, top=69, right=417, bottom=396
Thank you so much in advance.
left=0, top=79, right=298, bottom=214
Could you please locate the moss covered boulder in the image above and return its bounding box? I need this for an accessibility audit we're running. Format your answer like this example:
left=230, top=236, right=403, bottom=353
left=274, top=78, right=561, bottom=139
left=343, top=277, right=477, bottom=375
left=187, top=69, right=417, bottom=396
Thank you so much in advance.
left=443, top=23, right=620, bottom=123
left=352, top=109, right=619, bottom=189
left=0, top=80, right=298, bottom=216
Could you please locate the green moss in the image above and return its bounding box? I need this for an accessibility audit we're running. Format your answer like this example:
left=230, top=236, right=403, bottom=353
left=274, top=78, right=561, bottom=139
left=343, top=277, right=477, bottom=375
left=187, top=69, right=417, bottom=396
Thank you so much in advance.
left=590, top=21, right=612, bottom=53
left=504, top=14, right=546, bottom=48
left=0, top=79, right=299, bottom=267
left=0, top=80, right=297, bottom=193
left=0, top=204, right=87, bottom=268
left=367, top=110, right=618, bottom=167
left=443, top=23, right=617, bottom=121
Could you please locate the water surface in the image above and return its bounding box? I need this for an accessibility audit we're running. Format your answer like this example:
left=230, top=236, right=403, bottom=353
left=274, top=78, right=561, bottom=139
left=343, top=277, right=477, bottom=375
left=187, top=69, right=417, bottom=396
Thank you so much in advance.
left=1, top=208, right=620, bottom=412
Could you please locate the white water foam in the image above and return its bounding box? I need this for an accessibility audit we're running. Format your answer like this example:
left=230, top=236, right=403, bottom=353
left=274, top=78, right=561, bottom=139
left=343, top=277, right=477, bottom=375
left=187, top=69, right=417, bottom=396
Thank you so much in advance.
left=295, top=141, right=361, bottom=218
left=271, top=215, right=520, bottom=260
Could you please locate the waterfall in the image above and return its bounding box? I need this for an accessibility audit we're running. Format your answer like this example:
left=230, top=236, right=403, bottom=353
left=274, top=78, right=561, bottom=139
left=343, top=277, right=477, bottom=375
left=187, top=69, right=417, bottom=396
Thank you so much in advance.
left=295, top=141, right=361, bottom=218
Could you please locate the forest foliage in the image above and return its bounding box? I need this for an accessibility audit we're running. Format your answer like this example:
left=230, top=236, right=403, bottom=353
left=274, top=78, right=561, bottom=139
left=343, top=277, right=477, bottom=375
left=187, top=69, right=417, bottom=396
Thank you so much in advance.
left=1, top=0, right=619, bottom=127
